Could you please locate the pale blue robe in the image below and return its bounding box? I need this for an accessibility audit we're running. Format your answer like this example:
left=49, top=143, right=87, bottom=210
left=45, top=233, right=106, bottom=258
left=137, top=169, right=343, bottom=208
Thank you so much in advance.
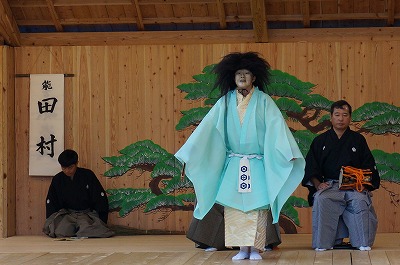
left=175, top=87, right=305, bottom=223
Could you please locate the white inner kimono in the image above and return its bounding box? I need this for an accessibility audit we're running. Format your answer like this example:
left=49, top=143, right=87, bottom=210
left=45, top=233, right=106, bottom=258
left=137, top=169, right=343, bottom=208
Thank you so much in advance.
left=224, top=89, right=267, bottom=250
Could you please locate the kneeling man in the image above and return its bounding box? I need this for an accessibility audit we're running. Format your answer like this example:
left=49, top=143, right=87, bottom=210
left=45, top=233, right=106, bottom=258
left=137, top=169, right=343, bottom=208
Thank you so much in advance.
left=43, top=149, right=114, bottom=238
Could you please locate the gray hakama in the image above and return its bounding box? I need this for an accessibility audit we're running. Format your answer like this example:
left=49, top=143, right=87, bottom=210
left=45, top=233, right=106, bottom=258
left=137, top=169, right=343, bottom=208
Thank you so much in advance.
left=303, top=128, right=380, bottom=250
left=312, top=181, right=377, bottom=249
left=43, top=209, right=115, bottom=238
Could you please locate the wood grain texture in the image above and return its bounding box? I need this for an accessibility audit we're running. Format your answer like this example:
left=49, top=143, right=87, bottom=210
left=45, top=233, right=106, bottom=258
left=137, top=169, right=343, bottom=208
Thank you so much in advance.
left=0, top=46, right=16, bottom=237
left=0, top=234, right=399, bottom=264
left=7, top=41, right=400, bottom=236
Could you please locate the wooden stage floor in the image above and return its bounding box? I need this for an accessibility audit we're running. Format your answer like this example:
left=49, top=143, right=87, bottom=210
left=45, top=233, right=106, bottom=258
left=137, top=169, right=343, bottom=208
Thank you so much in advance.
left=0, top=233, right=399, bottom=264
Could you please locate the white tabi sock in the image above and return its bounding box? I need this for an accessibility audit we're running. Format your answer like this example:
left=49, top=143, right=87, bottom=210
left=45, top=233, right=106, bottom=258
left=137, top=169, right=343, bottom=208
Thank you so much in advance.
left=232, top=246, right=250, bottom=260
left=204, top=247, right=217, bottom=252
left=249, top=246, right=262, bottom=260
left=359, top=246, right=371, bottom=251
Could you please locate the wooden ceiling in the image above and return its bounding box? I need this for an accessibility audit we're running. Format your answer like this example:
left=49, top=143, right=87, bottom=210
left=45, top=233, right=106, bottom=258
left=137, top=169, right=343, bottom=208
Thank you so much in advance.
left=1, top=0, right=400, bottom=46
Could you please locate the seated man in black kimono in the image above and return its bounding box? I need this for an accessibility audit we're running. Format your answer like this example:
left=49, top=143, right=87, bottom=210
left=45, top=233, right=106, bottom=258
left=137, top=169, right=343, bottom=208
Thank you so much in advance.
left=302, top=100, right=380, bottom=251
left=43, top=149, right=114, bottom=238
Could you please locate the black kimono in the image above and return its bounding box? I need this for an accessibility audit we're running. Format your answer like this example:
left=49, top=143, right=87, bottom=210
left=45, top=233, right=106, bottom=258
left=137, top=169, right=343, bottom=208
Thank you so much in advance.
left=43, top=167, right=114, bottom=238
left=302, top=128, right=380, bottom=249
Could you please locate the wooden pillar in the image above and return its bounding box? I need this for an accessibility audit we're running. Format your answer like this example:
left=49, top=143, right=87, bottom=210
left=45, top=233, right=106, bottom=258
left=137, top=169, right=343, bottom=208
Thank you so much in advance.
left=0, top=45, right=16, bottom=237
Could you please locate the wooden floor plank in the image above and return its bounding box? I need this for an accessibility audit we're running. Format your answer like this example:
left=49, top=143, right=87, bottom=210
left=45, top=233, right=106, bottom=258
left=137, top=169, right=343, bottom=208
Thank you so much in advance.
left=294, top=250, right=315, bottom=265
left=0, top=253, right=47, bottom=264
left=181, top=252, right=216, bottom=265
left=258, top=250, right=282, bottom=264
left=20, top=253, right=86, bottom=265
left=68, top=253, right=114, bottom=265
left=146, top=252, right=185, bottom=264
left=87, top=252, right=138, bottom=265
left=332, top=250, right=352, bottom=265
left=386, top=250, right=400, bottom=265
left=201, top=251, right=232, bottom=264
left=220, top=251, right=239, bottom=264
left=350, top=250, right=372, bottom=265
left=314, top=251, right=332, bottom=265
left=276, top=250, right=299, bottom=265
left=108, top=252, right=161, bottom=265
left=164, top=252, right=199, bottom=265
left=0, top=234, right=398, bottom=264
left=368, top=251, right=391, bottom=265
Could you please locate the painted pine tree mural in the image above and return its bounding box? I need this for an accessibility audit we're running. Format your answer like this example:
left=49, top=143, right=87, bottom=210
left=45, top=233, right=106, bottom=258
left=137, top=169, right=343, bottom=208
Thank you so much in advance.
left=103, top=65, right=400, bottom=233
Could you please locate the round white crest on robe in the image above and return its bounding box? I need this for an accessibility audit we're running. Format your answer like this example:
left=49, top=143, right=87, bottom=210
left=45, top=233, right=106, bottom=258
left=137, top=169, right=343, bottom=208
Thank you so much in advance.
left=46, top=199, right=50, bottom=204
left=101, top=192, right=105, bottom=196
left=86, top=185, right=89, bottom=189
left=323, top=146, right=325, bottom=150
left=352, top=147, right=356, bottom=152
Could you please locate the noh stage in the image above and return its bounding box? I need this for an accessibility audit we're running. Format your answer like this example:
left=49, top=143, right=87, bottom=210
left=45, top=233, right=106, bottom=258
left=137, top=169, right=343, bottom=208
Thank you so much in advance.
left=0, top=233, right=399, bottom=264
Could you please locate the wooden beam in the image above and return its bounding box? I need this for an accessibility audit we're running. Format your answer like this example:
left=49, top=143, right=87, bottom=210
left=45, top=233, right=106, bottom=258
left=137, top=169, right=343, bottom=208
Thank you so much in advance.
left=0, top=21, right=10, bottom=41
left=268, top=27, right=400, bottom=42
left=268, top=12, right=397, bottom=22
left=59, top=16, right=223, bottom=25
left=135, top=0, right=248, bottom=4
left=267, top=0, right=335, bottom=1
left=310, top=12, right=389, bottom=20
left=387, top=0, right=395, bottom=26
left=0, top=0, right=21, bottom=46
left=19, top=27, right=400, bottom=46
left=16, top=15, right=249, bottom=26
left=9, top=0, right=249, bottom=7
left=17, top=11, right=400, bottom=28
left=5, top=0, right=338, bottom=8
left=45, top=0, right=63, bottom=31
left=9, top=0, right=47, bottom=8
left=301, top=0, right=310, bottom=27
left=20, top=30, right=256, bottom=46
left=131, top=0, right=144, bottom=30
left=54, top=0, right=132, bottom=6
left=16, top=11, right=400, bottom=27
left=16, top=20, right=56, bottom=26
left=216, top=0, right=227, bottom=29
left=52, top=0, right=228, bottom=6
left=250, top=0, right=268, bottom=43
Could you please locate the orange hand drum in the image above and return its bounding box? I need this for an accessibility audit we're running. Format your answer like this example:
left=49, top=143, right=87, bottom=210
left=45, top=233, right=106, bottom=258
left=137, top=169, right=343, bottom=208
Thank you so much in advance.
left=338, top=166, right=373, bottom=192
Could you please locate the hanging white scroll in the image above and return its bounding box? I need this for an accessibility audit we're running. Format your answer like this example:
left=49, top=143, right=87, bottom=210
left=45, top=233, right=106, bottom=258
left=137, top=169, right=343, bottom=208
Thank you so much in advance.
left=29, top=74, right=65, bottom=176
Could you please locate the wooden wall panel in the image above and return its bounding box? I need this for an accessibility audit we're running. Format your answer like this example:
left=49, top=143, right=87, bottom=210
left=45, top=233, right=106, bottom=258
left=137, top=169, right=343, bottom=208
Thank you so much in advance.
left=12, top=41, right=400, bottom=235
left=0, top=47, right=3, bottom=237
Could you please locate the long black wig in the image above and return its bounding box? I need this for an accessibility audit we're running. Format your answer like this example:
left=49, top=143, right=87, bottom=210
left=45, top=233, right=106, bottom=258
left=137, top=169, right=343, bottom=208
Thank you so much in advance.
left=212, top=51, right=271, bottom=97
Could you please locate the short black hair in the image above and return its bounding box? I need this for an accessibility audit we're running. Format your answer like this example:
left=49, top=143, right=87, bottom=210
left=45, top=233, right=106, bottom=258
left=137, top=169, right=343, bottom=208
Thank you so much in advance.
left=58, top=149, right=78, bottom=167
left=330, top=100, right=352, bottom=115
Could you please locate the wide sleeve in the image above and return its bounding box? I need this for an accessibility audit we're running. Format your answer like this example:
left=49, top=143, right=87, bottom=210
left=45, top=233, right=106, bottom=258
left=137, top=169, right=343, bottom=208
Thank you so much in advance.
left=262, top=95, right=305, bottom=223
left=302, top=139, right=322, bottom=206
left=88, top=170, right=110, bottom=223
left=358, top=135, right=380, bottom=190
left=175, top=98, right=228, bottom=220
left=302, top=139, right=324, bottom=187
left=45, top=176, right=62, bottom=219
